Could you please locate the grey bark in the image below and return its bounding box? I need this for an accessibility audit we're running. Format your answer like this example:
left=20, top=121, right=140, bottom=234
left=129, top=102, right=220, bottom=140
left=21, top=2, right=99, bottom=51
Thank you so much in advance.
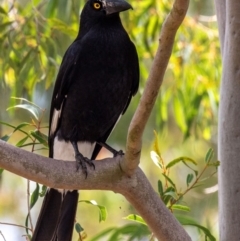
left=215, top=1, right=240, bottom=240
left=0, top=140, right=191, bottom=241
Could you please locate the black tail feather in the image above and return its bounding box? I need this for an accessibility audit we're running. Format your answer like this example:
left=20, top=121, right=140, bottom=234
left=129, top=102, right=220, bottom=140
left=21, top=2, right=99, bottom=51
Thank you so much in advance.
left=32, top=188, right=79, bottom=241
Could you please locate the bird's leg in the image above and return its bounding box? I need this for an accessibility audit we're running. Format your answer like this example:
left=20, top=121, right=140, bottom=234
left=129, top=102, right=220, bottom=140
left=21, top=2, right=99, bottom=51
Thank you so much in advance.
left=97, top=141, right=124, bottom=157
left=71, top=141, right=95, bottom=178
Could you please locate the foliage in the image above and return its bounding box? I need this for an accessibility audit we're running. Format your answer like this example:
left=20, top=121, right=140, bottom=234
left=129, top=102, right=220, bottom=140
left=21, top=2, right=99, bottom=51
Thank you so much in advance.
left=0, top=0, right=220, bottom=139
left=0, top=0, right=220, bottom=240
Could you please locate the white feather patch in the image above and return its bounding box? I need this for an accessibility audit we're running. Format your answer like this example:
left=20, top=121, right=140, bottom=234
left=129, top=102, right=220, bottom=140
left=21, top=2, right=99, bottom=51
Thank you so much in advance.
left=51, top=108, right=61, bottom=135
left=53, top=137, right=96, bottom=161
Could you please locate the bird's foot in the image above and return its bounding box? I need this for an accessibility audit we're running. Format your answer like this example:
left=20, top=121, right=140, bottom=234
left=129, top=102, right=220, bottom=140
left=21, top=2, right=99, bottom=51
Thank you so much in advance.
left=75, top=153, right=95, bottom=178
left=113, top=149, right=124, bottom=157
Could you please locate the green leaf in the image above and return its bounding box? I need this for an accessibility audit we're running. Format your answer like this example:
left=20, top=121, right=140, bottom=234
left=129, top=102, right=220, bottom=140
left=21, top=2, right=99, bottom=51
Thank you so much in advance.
left=0, top=7, right=7, bottom=15
left=0, top=134, right=11, bottom=142
left=79, top=200, right=107, bottom=222
left=205, top=148, right=214, bottom=163
left=163, top=191, right=178, bottom=200
left=186, top=173, right=194, bottom=187
left=207, top=161, right=220, bottom=167
left=0, top=121, right=30, bottom=136
left=30, top=130, right=48, bottom=147
left=150, top=150, right=162, bottom=168
left=7, top=104, right=40, bottom=120
left=0, top=169, right=4, bottom=175
left=171, top=204, right=190, bottom=212
left=153, top=130, right=161, bottom=157
left=176, top=215, right=216, bottom=241
left=162, top=174, right=176, bottom=189
left=16, top=136, right=29, bottom=147
left=0, top=21, right=13, bottom=31
left=30, top=183, right=40, bottom=209
left=39, top=185, right=48, bottom=197
left=158, top=180, right=164, bottom=196
left=166, top=156, right=197, bottom=169
left=123, top=214, right=147, bottom=226
left=75, top=222, right=84, bottom=233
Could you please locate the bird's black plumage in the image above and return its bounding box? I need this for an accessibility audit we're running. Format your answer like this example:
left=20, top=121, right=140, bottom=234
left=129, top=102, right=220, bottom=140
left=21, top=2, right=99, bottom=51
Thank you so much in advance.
left=32, top=0, right=139, bottom=240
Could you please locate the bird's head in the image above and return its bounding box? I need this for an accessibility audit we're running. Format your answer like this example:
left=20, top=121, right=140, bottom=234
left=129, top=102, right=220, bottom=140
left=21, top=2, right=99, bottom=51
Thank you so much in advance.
left=81, top=0, right=132, bottom=19
left=90, top=0, right=132, bottom=15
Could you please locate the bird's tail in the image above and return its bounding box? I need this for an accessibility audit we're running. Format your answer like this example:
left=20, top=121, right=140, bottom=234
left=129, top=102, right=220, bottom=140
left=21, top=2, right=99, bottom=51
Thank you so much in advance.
left=32, top=188, right=79, bottom=241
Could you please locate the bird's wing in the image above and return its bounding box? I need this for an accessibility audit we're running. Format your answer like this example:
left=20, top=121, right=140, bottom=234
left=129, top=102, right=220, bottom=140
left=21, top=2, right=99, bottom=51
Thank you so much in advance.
left=92, top=41, right=139, bottom=159
left=48, top=41, right=81, bottom=158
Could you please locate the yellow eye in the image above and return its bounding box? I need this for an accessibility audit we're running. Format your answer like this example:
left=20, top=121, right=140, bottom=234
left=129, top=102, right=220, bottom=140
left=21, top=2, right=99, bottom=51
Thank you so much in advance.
left=93, top=2, right=101, bottom=9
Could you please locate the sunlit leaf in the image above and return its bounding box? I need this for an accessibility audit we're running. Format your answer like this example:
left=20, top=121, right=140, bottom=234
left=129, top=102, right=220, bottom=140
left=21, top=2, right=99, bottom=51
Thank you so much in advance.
left=7, top=104, right=39, bottom=120
left=150, top=150, right=162, bottom=168
left=123, top=214, right=147, bottom=226
left=0, top=6, right=7, bottom=15
left=79, top=200, right=107, bottom=222
left=171, top=204, right=190, bottom=212
left=166, top=157, right=197, bottom=169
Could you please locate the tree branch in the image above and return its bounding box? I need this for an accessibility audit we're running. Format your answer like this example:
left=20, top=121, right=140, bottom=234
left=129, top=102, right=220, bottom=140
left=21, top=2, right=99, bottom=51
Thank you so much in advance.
left=0, top=140, right=191, bottom=241
left=124, top=0, right=190, bottom=175
left=0, top=0, right=191, bottom=240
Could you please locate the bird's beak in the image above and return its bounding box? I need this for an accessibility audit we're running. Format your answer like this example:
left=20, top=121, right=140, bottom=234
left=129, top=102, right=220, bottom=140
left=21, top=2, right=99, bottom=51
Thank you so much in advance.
left=103, top=0, right=133, bottom=15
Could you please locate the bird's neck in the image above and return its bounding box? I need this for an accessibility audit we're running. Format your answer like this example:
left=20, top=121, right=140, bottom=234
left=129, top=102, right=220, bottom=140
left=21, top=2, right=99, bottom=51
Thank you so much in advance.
left=78, top=14, right=123, bottom=38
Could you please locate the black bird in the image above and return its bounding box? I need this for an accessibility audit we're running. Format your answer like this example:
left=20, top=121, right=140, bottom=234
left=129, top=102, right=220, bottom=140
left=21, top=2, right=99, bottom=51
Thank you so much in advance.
left=32, top=0, right=139, bottom=240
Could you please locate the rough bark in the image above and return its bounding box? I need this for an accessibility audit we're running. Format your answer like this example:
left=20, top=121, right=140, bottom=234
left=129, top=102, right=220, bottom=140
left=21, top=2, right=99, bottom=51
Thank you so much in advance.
left=215, top=1, right=240, bottom=240
left=0, top=140, right=191, bottom=241
left=0, top=0, right=191, bottom=240
left=125, top=0, right=190, bottom=176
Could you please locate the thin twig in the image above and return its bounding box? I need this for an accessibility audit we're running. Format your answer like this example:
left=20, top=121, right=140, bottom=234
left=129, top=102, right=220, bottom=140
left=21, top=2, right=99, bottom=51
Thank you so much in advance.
left=0, top=222, right=32, bottom=232
left=0, top=231, right=6, bottom=241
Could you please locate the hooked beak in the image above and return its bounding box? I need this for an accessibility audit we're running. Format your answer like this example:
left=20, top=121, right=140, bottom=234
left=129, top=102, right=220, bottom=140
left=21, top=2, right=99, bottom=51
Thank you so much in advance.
left=103, top=0, right=133, bottom=15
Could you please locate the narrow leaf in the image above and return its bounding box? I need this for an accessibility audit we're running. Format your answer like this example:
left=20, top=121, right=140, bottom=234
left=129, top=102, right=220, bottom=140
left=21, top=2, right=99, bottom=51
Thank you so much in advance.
left=0, top=7, right=7, bottom=15
left=205, top=148, right=214, bottom=163
left=75, top=222, right=84, bottom=233
left=158, top=180, right=164, bottom=196
left=186, top=173, right=194, bottom=187
left=79, top=200, right=107, bottom=222
left=153, top=130, right=161, bottom=157
left=0, top=134, right=11, bottom=142
left=176, top=215, right=216, bottom=241
left=163, top=191, right=178, bottom=200
left=123, top=214, right=147, bottom=226
left=7, top=104, right=39, bottom=120
left=39, top=185, right=47, bottom=197
left=162, top=174, right=176, bottom=189
left=30, top=130, right=48, bottom=147
left=166, top=156, right=197, bottom=169
left=16, top=136, right=29, bottom=147
left=150, top=150, right=162, bottom=168
left=171, top=204, right=190, bottom=212
left=30, top=183, right=39, bottom=209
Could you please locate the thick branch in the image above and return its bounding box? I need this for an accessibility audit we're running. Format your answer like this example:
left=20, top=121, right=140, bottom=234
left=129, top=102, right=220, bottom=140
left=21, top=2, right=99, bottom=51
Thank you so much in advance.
left=124, top=0, right=189, bottom=175
left=0, top=140, right=191, bottom=241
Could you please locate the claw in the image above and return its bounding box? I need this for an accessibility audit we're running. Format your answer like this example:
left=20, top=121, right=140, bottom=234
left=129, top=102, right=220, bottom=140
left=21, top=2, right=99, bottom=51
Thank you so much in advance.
left=113, top=149, right=124, bottom=157
left=75, top=154, right=95, bottom=178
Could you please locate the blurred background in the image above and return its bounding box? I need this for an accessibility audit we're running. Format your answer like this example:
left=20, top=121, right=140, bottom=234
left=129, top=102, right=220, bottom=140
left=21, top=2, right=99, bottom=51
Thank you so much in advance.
left=0, top=0, right=220, bottom=240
